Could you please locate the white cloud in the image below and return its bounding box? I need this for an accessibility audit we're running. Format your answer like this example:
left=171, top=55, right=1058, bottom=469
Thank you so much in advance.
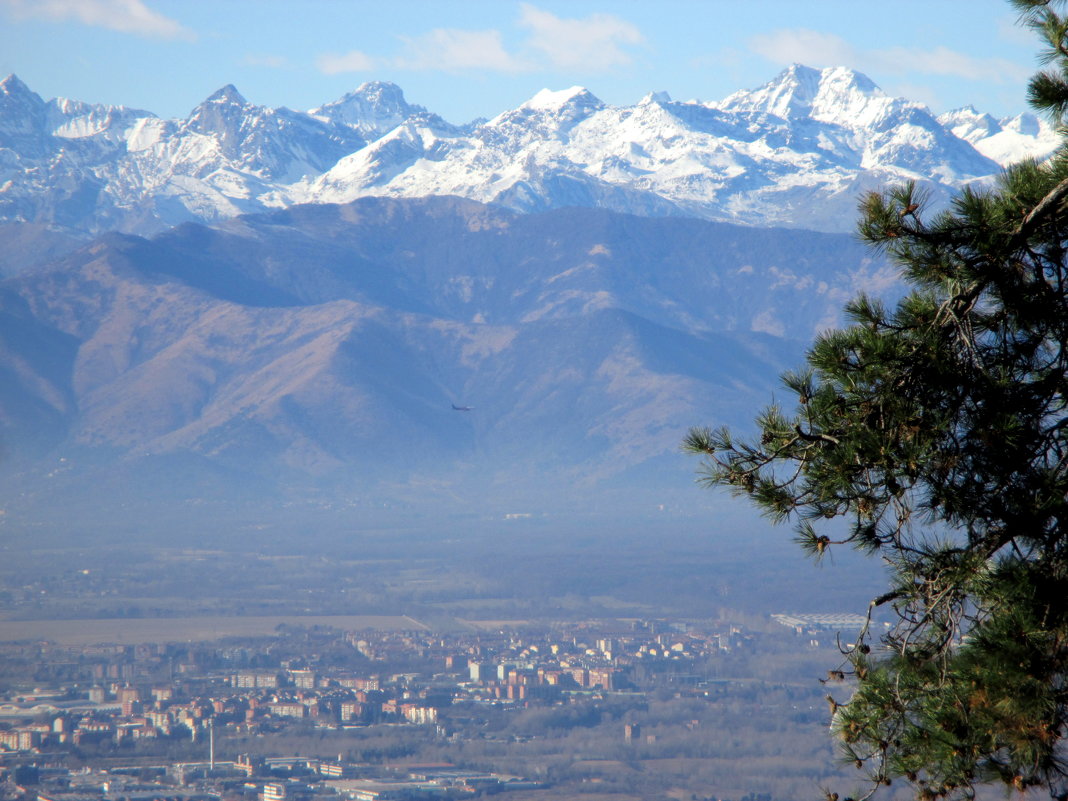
left=749, top=29, right=856, bottom=68
left=244, top=54, right=289, bottom=69
left=316, top=50, right=376, bottom=75
left=313, top=4, right=643, bottom=77
left=750, top=28, right=1028, bottom=86
left=879, top=45, right=1028, bottom=84
left=1, top=0, right=194, bottom=40
left=883, top=81, right=942, bottom=111
left=997, top=14, right=1037, bottom=47
left=394, top=28, right=529, bottom=72
left=518, top=3, right=644, bottom=71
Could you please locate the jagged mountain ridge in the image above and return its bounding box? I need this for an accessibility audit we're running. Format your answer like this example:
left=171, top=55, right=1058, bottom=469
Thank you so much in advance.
left=937, top=104, right=1060, bottom=166
left=0, top=65, right=1058, bottom=243
left=0, top=196, right=890, bottom=529
left=0, top=75, right=367, bottom=235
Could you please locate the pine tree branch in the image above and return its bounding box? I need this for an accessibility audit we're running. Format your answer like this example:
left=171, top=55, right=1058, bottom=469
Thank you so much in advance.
left=871, top=589, right=905, bottom=608
left=1015, top=175, right=1068, bottom=241
left=794, top=425, right=841, bottom=446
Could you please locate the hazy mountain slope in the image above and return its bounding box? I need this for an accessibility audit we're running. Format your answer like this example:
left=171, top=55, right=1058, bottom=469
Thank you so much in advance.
left=0, top=223, right=85, bottom=277
left=0, top=285, right=79, bottom=454
left=151, top=196, right=894, bottom=338
left=0, top=197, right=889, bottom=529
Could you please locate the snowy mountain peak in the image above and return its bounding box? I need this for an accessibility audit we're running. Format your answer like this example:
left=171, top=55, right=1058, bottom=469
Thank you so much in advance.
left=203, top=84, right=249, bottom=107
left=815, top=65, right=881, bottom=95
left=44, top=97, right=154, bottom=142
left=0, top=73, right=46, bottom=139
left=937, top=104, right=1059, bottom=165
left=1004, top=112, right=1041, bottom=136
left=183, top=84, right=258, bottom=143
left=0, top=73, right=37, bottom=99
left=310, top=80, right=423, bottom=138
left=478, top=85, right=604, bottom=144
left=350, top=80, right=414, bottom=108
left=938, top=106, right=1001, bottom=143
left=522, top=85, right=602, bottom=113
left=718, top=63, right=887, bottom=123
left=639, top=90, right=672, bottom=106
left=0, top=73, right=43, bottom=113
left=0, top=69, right=1058, bottom=238
left=774, top=62, right=824, bottom=101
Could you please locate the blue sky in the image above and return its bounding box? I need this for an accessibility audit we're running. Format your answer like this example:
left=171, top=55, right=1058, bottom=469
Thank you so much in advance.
left=0, top=0, right=1044, bottom=124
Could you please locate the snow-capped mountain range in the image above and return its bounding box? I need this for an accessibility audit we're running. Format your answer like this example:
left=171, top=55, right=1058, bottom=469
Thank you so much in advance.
left=0, top=64, right=1059, bottom=240
left=0, top=65, right=1059, bottom=239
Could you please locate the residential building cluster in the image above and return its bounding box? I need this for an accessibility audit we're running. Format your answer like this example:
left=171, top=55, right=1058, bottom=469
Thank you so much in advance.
left=0, top=619, right=753, bottom=800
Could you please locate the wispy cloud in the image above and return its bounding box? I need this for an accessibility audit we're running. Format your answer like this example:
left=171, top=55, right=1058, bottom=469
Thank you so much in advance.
left=881, top=45, right=1028, bottom=84
left=750, top=28, right=1028, bottom=86
left=518, top=4, right=644, bottom=71
left=997, top=14, right=1037, bottom=47
left=749, top=29, right=856, bottom=69
left=316, top=50, right=377, bottom=75
left=394, top=28, right=529, bottom=72
left=313, top=3, right=644, bottom=77
left=883, top=81, right=942, bottom=111
left=1, top=0, right=194, bottom=40
left=243, top=54, right=290, bottom=69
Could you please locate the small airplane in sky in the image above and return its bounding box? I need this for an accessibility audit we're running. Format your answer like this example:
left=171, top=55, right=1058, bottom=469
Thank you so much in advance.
left=451, top=403, right=474, bottom=411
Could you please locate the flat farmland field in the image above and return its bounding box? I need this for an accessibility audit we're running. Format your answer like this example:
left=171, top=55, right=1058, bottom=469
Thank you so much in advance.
left=0, top=614, right=428, bottom=645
